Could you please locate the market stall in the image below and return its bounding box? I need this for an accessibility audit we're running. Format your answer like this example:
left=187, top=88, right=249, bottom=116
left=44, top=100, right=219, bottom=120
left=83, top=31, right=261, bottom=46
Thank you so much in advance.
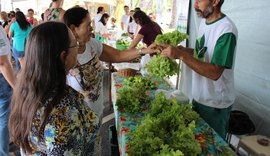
left=111, top=72, right=235, bottom=155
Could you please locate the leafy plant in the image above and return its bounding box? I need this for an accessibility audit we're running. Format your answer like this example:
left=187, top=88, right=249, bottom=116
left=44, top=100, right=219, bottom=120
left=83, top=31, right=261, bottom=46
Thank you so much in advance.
left=116, top=87, right=147, bottom=113
left=127, top=93, right=201, bottom=156
left=145, top=54, right=179, bottom=79
left=116, top=39, right=130, bottom=46
left=116, top=76, right=157, bottom=113
left=145, top=30, right=188, bottom=79
left=124, top=76, right=157, bottom=91
left=155, top=30, right=188, bottom=46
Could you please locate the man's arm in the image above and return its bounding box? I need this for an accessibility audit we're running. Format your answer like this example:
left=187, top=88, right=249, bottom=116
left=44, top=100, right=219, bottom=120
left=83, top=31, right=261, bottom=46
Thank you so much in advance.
left=0, top=55, right=15, bottom=88
left=177, top=45, right=194, bottom=56
left=162, top=46, right=224, bottom=81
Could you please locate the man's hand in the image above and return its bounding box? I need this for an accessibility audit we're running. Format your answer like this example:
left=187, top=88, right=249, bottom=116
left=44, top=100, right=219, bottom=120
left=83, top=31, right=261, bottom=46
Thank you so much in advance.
left=143, top=43, right=161, bottom=55
left=161, top=45, right=184, bottom=59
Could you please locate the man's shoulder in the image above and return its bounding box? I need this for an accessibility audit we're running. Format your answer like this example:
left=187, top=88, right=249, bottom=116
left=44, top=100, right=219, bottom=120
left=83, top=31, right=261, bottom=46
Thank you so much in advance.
left=218, top=16, right=238, bottom=35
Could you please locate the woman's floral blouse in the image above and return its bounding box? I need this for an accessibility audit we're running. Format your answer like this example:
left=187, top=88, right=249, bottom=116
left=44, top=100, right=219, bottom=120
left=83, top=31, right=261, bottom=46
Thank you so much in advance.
left=26, top=86, right=101, bottom=156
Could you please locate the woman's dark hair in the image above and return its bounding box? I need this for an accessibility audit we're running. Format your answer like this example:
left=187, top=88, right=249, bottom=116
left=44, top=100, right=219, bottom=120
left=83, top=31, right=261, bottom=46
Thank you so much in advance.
left=28, top=8, right=34, bottom=12
left=41, top=13, right=44, bottom=21
left=133, top=10, right=153, bottom=25
left=9, top=22, right=70, bottom=154
left=97, top=6, right=104, bottom=14
left=64, top=7, right=89, bottom=27
left=15, top=11, right=30, bottom=30
left=99, top=13, right=110, bottom=26
left=129, top=10, right=134, bottom=23
left=133, top=10, right=162, bottom=32
left=134, top=7, right=141, bottom=12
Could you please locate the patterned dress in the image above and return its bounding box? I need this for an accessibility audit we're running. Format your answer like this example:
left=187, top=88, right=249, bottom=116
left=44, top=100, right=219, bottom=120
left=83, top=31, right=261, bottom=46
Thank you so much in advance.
left=67, top=39, right=104, bottom=117
left=24, top=86, right=101, bottom=156
left=44, top=8, right=63, bottom=21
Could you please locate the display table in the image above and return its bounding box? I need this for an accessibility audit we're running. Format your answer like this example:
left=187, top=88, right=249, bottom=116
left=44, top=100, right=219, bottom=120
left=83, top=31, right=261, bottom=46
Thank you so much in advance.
left=111, top=73, right=235, bottom=156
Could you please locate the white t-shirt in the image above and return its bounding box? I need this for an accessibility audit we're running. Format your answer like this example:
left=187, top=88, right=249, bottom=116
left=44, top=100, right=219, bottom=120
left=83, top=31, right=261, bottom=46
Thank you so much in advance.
left=192, top=15, right=238, bottom=109
left=121, top=14, right=130, bottom=31
left=94, top=13, right=103, bottom=31
left=67, top=38, right=104, bottom=117
left=95, top=21, right=108, bottom=35
left=0, top=26, right=11, bottom=57
left=128, top=21, right=137, bottom=34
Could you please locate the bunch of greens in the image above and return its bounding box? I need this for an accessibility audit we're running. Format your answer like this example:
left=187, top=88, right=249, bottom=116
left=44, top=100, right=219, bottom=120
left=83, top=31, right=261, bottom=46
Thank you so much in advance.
left=121, top=33, right=129, bottom=37
left=124, top=76, right=157, bottom=91
left=127, top=93, right=201, bottom=156
left=145, top=31, right=188, bottom=78
left=145, top=54, right=179, bottom=79
left=116, top=87, right=147, bottom=113
left=116, top=39, right=130, bottom=46
left=155, top=30, right=189, bottom=46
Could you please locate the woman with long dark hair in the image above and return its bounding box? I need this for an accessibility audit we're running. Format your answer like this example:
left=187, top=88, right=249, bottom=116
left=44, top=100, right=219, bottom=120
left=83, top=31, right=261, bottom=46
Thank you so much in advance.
left=8, top=11, right=32, bottom=70
left=127, top=10, right=137, bottom=39
left=9, top=22, right=100, bottom=155
left=95, top=13, right=110, bottom=38
left=129, top=10, right=162, bottom=49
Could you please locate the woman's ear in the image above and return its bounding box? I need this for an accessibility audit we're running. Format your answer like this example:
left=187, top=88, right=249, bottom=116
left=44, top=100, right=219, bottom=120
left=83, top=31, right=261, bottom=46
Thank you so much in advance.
left=60, top=50, right=67, bottom=63
left=69, top=24, right=79, bottom=38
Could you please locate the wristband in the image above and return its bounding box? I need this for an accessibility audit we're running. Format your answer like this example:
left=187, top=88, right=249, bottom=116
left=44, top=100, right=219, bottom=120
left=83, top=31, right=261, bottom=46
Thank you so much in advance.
left=138, top=48, right=145, bottom=56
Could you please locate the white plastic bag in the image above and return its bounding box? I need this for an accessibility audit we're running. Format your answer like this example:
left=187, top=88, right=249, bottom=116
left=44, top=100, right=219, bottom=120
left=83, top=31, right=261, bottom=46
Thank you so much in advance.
left=155, top=89, right=190, bottom=104
left=140, top=54, right=151, bottom=76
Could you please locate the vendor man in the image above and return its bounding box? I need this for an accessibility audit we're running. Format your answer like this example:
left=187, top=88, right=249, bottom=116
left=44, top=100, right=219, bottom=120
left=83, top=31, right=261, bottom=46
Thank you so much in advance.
left=161, top=0, right=237, bottom=139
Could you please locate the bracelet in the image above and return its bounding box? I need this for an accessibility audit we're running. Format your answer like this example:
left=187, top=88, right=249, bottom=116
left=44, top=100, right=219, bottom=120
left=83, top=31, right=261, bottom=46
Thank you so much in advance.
left=138, top=48, right=145, bottom=56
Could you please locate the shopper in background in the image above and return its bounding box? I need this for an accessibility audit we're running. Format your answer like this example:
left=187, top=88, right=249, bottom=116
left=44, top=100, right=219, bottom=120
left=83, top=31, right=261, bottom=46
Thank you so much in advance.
left=121, top=5, right=130, bottom=31
left=44, top=0, right=65, bottom=22
left=129, top=10, right=162, bottom=49
left=0, top=12, right=9, bottom=28
left=27, top=9, right=38, bottom=27
left=95, top=13, right=110, bottom=39
left=93, top=6, right=105, bottom=31
left=0, top=25, right=15, bottom=156
left=8, top=11, right=32, bottom=70
left=127, top=10, right=137, bottom=39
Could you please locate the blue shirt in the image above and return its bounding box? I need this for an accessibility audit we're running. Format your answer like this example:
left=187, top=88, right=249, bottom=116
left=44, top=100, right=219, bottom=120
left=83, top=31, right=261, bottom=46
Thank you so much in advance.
left=10, top=22, right=32, bottom=51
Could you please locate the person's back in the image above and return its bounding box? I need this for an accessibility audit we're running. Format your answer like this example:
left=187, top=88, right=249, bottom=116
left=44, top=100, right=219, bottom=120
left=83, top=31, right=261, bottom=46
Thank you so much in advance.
left=44, top=0, right=65, bottom=22
left=139, top=22, right=162, bottom=46
left=10, top=22, right=32, bottom=51
left=29, top=86, right=100, bottom=155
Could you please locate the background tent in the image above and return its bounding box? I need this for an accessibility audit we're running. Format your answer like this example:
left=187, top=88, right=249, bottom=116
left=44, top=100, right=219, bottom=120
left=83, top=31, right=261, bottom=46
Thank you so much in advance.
left=179, top=0, right=270, bottom=137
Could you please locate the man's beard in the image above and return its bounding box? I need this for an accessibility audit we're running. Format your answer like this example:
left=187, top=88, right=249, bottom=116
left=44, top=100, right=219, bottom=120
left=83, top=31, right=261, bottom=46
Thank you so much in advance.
left=195, top=6, right=214, bottom=18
